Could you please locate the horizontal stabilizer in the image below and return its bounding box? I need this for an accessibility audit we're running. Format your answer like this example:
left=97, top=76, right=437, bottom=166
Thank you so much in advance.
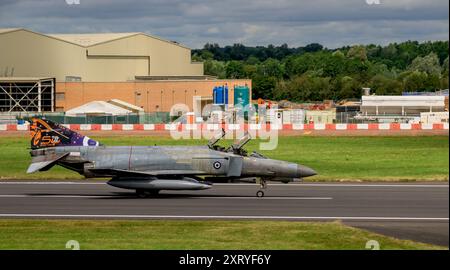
left=27, top=153, right=69, bottom=173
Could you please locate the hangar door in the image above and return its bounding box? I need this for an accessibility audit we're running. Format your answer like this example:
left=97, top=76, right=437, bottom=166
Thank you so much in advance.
left=0, top=77, right=55, bottom=113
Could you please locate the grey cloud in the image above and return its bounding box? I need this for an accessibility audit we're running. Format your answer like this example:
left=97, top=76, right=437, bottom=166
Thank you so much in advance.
left=0, top=0, right=447, bottom=48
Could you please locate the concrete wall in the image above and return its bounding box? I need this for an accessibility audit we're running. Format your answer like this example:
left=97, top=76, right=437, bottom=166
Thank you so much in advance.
left=56, top=80, right=252, bottom=112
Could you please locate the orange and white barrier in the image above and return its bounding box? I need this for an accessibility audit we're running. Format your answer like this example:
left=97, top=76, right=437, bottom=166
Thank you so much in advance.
left=1, top=123, right=448, bottom=132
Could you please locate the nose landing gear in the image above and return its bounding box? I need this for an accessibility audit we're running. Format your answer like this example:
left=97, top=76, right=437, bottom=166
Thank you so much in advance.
left=256, top=179, right=267, bottom=197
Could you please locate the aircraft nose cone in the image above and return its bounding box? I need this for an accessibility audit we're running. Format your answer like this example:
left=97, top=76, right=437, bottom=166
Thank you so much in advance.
left=297, top=165, right=317, bottom=178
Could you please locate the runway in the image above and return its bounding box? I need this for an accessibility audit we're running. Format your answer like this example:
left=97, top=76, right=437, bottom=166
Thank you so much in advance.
left=0, top=181, right=448, bottom=246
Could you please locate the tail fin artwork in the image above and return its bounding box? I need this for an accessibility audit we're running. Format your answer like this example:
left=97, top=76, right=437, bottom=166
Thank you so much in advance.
left=30, top=118, right=100, bottom=149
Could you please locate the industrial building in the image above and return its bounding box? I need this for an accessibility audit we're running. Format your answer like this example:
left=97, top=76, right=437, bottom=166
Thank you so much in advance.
left=0, top=28, right=203, bottom=81
left=0, top=28, right=251, bottom=115
left=360, top=96, right=446, bottom=115
left=356, top=95, right=447, bottom=123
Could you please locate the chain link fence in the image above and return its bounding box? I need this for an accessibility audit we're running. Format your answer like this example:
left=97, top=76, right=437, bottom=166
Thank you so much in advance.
left=0, top=111, right=428, bottom=125
left=0, top=112, right=171, bottom=125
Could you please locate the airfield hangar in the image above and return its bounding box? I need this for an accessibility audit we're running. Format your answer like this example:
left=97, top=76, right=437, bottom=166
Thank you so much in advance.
left=0, top=28, right=251, bottom=115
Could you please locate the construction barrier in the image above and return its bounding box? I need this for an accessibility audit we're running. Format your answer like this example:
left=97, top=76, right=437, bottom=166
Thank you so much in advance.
left=1, top=123, right=448, bottom=132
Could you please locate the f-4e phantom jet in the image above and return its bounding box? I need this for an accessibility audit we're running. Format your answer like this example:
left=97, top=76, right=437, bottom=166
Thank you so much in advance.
left=27, top=118, right=316, bottom=197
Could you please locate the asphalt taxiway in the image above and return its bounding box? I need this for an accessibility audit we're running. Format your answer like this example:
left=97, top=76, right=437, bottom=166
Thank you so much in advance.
left=0, top=181, right=448, bottom=246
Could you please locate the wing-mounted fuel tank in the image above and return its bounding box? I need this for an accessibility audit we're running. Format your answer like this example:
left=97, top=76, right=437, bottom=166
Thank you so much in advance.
left=107, top=176, right=212, bottom=190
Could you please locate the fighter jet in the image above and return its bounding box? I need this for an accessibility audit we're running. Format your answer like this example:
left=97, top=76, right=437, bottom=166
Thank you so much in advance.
left=27, top=118, right=316, bottom=197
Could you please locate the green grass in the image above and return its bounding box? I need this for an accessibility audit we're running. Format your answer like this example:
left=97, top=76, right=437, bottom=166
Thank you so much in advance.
left=0, top=219, right=444, bottom=250
left=0, top=135, right=448, bottom=181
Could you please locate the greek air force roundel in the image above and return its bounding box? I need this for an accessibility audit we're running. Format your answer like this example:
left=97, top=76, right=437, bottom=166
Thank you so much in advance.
left=213, top=161, right=221, bottom=169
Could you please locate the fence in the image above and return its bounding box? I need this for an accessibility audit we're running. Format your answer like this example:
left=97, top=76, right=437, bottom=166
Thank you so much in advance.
left=333, top=112, right=421, bottom=124
left=0, top=111, right=442, bottom=125
left=0, top=112, right=171, bottom=125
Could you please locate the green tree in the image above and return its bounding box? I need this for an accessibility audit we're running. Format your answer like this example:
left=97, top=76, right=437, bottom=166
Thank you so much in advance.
left=370, top=75, right=403, bottom=95
left=332, top=50, right=345, bottom=59
left=367, top=62, right=389, bottom=78
left=225, top=61, right=246, bottom=79
left=245, top=56, right=260, bottom=65
left=380, top=44, right=398, bottom=60
left=243, top=64, right=257, bottom=78
left=346, top=45, right=368, bottom=62
left=408, top=53, right=442, bottom=75
left=273, top=75, right=332, bottom=102
left=403, top=71, right=428, bottom=91
left=200, top=50, right=214, bottom=60
left=442, top=56, right=449, bottom=75
left=283, top=54, right=311, bottom=77
left=338, top=76, right=362, bottom=99
left=257, top=58, right=284, bottom=78
left=252, top=75, right=277, bottom=99
left=441, top=56, right=449, bottom=89
left=193, top=40, right=449, bottom=101
left=204, top=59, right=225, bottom=78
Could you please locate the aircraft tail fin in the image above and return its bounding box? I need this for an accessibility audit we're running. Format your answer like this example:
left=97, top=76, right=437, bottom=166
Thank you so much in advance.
left=30, top=118, right=100, bottom=149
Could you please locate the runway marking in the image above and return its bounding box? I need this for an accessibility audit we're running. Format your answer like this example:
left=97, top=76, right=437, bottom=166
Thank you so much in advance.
left=0, top=182, right=448, bottom=188
left=0, top=194, right=332, bottom=200
left=196, top=196, right=333, bottom=200
left=0, top=213, right=447, bottom=221
left=0, top=182, right=104, bottom=185
left=215, top=183, right=450, bottom=188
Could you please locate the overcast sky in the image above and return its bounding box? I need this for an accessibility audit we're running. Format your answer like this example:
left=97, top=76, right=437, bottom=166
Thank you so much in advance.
left=0, top=0, right=448, bottom=49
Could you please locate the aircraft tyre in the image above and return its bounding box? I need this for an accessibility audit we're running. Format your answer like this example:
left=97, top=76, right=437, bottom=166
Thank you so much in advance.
left=256, top=190, right=264, bottom=198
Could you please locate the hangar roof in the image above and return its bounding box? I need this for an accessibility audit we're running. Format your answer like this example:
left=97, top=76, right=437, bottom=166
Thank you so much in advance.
left=0, top=77, right=54, bottom=82
left=47, top=33, right=140, bottom=47
left=0, top=28, right=20, bottom=34
left=0, top=28, right=189, bottom=49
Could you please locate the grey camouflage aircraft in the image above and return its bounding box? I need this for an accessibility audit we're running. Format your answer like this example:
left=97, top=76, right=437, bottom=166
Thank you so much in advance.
left=27, top=118, right=316, bottom=197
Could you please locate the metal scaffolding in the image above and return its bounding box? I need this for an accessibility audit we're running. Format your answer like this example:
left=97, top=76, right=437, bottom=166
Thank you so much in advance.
left=0, top=77, right=55, bottom=113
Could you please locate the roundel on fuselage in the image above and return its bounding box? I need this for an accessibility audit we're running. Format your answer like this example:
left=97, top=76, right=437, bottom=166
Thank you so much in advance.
left=213, top=161, right=221, bottom=169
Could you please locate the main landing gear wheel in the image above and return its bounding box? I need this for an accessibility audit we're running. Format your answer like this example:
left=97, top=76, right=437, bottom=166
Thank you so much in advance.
left=136, top=189, right=160, bottom=198
left=256, top=179, right=267, bottom=197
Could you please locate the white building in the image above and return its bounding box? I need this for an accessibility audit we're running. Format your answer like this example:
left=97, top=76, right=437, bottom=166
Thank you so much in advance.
left=361, top=96, right=446, bottom=116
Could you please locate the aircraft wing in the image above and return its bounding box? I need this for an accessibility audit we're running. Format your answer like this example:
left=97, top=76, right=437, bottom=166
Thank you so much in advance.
left=88, top=168, right=206, bottom=177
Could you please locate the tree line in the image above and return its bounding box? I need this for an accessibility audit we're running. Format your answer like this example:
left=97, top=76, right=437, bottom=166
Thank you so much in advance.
left=192, top=41, right=449, bottom=102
